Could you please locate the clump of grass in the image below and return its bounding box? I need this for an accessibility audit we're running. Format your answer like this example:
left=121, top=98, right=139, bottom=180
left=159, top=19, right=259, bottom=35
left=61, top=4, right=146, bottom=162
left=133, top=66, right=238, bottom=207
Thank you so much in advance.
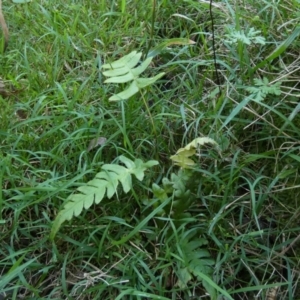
left=1, top=0, right=300, bottom=299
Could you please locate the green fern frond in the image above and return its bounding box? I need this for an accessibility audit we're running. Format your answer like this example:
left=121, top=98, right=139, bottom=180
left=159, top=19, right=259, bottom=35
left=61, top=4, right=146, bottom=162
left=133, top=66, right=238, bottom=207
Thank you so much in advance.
left=151, top=169, right=195, bottom=224
left=177, top=230, right=233, bottom=299
left=177, top=230, right=216, bottom=297
left=50, top=156, right=158, bottom=240
left=102, top=51, right=165, bottom=101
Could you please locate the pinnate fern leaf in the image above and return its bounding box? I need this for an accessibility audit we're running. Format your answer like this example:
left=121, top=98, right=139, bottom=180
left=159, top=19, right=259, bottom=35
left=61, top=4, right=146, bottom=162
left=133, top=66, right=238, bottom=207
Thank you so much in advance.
left=177, top=230, right=216, bottom=297
left=102, top=51, right=165, bottom=101
left=50, top=156, right=158, bottom=240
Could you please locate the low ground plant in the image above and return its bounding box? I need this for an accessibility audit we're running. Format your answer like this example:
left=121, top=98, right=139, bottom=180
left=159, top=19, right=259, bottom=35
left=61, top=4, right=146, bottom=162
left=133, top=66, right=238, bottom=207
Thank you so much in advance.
left=1, top=0, right=300, bottom=299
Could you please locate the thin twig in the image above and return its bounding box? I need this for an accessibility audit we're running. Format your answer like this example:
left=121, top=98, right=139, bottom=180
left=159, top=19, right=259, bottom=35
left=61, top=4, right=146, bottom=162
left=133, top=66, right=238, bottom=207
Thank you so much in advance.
left=209, top=0, right=221, bottom=96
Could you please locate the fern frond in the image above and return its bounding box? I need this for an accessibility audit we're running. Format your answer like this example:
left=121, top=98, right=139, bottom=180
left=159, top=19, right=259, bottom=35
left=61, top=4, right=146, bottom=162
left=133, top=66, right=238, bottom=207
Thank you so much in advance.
left=50, top=156, right=158, bottom=240
left=176, top=230, right=233, bottom=299
left=177, top=229, right=216, bottom=297
left=102, top=51, right=165, bottom=101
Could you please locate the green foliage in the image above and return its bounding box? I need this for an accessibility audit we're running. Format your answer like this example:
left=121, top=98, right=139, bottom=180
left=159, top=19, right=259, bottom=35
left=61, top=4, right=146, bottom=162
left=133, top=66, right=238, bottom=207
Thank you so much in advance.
left=146, top=38, right=195, bottom=57
left=221, top=77, right=282, bottom=129
left=170, top=137, right=220, bottom=169
left=225, top=27, right=266, bottom=45
left=176, top=229, right=216, bottom=295
left=148, top=138, right=224, bottom=297
left=246, top=77, right=282, bottom=101
left=152, top=170, right=218, bottom=295
left=174, top=229, right=234, bottom=299
left=152, top=137, right=221, bottom=225
left=102, top=51, right=165, bottom=101
left=152, top=169, right=194, bottom=222
left=2, top=0, right=300, bottom=299
left=50, top=156, right=158, bottom=240
left=251, top=26, right=300, bottom=74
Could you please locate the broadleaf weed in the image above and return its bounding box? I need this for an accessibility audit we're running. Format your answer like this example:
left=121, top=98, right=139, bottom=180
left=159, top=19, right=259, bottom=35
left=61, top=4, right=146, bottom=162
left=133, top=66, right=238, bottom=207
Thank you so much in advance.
left=246, top=77, right=282, bottom=101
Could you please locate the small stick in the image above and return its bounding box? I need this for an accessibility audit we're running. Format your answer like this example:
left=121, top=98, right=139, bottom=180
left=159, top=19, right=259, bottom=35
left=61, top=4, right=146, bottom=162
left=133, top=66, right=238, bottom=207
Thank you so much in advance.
left=0, top=0, right=9, bottom=51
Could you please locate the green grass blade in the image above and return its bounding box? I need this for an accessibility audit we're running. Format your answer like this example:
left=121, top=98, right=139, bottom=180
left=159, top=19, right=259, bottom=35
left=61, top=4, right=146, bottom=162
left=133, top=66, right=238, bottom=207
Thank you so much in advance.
left=112, top=197, right=171, bottom=245
left=251, top=26, right=300, bottom=74
left=220, top=94, right=253, bottom=130
left=0, top=255, right=37, bottom=289
left=193, top=271, right=234, bottom=300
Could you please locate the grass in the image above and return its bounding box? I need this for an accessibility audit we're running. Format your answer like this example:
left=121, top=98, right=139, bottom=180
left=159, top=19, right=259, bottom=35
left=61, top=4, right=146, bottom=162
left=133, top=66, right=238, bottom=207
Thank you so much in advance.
left=1, top=0, right=300, bottom=299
